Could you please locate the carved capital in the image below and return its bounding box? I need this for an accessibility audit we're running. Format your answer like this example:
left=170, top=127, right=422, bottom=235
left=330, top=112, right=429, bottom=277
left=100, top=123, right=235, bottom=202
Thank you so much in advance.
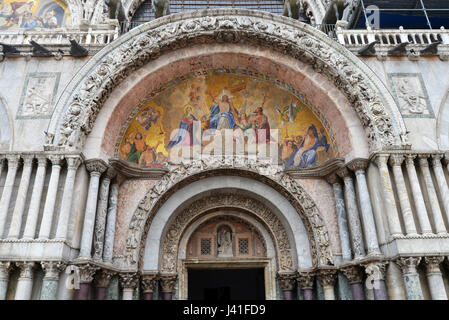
left=48, top=155, right=64, bottom=166
left=141, top=274, right=158, bottom=293
left=325, top=173, right=340, bottom=185
left=363, top=261, right=388, bottom=280
left=277, top=272, right=296, bottom=291
left=396, top=257, right=421, bottom=275
left=336, top=166, right=351, bottom=179
left=104, top=167, right=117, bottom=181
left=6, top=155, right=21, bottom=169
left=159, top=274, right=177, bottom=293
left=41, top=261, right=65, bottom=280
left=36, top=156, right=49, bottom=168
left=296, top=271, right=315, bottom=289
left=78, top=264, right=99, bottom=284
left=431, top=154, right=444, bottom=167
left=404, top=154, right=417, bottom=166
left=66, top=156, right=82, bottom=170
left=0, top=262, right=13, bottom=279
left=444, top=153, right=449, bottom=166
left=374, top=154, right=389, bottom=168
left=119, top=272, right=139, bottom=289
left=85, top=159, right=108, bottom=175
left=388, top=154, right=405, bottom=167
left=341, top=265, right=364, bottom=284
left=95, top=269, right=116, bottom=287
left=16, top=262, right=35, bottom=279
left=417, top=154, right=430, bottom=167
left=347, top=158, right=369, bottom=173
left=21, top=155, right=34, bottom=167
left=424, top=256, right=445, bottom=274
left=317, top=269, right=337, bottom=288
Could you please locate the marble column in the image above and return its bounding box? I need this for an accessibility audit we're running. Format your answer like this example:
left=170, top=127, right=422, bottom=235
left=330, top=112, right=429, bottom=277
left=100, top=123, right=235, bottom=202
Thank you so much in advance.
left=431, top=155, right=449, bottom=224
left=93, top=168, right=116, bottom=261
left=160, top=274, right=177, bottom=300
left=374, top=155, right=403, bottom=237
left=40, top=262, right=64, bottom=300
left=103, top=179, right=120, bottom=262
left=326, top=174, right=352, bottom=261
left=347, top=159, right=381, bottom=256
left=337, top=167, right=365, bottom=259
left=396, top=257, right=423, bottom=300
left=119, top=273, right=139, bottom=300
left=317, top=269, right=337, bottom=300
left=389, top=155, right=418, bottom=236
left=341, top=265, right=365, bottom=300
left=418, top=155, right=447, bottom=234
left=0, top=262, right=12, bottom=300
left=23, top=156, right=48, bottom=240
left=38, top=155, right=64, bottom=239
left=74, top=264, right=99, bottom=300
left=94, top=270, right=115, bottom=300
left=0, top=155, right=21, bottom=237
left=297, top=271, right=315, bottom=300
left=15, top=262, right=35, bottom=300
left=424, top=257, right=447, bottom=300
left=0, top=157, right=4, bottom=180
left=364, top=262, right=388, bottom=300
left=55, top=156, right=82, bottom=240
left=404, top=155, right=433, bottom=235
left=142, top=274, right=158, bottom=300
left=78, top=159, right=108, bottom=259
left=277, top=272, right=296, bottom=300
left=7, top=155, right=34, bottom=239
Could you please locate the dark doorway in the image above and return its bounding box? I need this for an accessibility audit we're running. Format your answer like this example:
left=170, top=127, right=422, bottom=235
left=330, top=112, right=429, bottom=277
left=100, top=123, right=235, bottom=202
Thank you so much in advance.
left=188, top=268, right=265, bottom=300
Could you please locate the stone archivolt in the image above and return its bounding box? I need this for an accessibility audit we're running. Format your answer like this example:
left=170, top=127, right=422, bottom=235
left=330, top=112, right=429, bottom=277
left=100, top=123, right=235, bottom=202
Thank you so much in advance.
left=47, top=9, right=406, bottom=154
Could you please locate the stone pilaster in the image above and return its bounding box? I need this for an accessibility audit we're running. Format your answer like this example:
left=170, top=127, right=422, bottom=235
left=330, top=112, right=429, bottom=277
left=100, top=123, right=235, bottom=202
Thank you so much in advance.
left=374, top=155, right=403, bottom=237
left=341, top=265, right=365, bottom=300
left=159, top=274, right=177, bottom=300
left=23, top=156, right=48, bottom=239
left=277, top=272, right=296, bottom=300
left=424, top=256, right=447, bottom=300
left=7, top=155, right=34, bottom=239
left=15, top=262, right=35, bottom=300
left=396, top=257, right=424, bottom=300
left=326, top=173, right=352, bottom=261
left=141, top=274, right=158, bottom=300
left=417, top=155, right=447, bottom=235
left=78, top=159, right=108, bottom=259
left=296, top=270, right=315, bottom=300
left=119, top=272, right=139, bottom=300
left=347, top=159, right=381, bottom=256
left=40, top=262, right=65, bottom=300
left=431, top=155, right=449, bottom=226
left=317, top=269, right=337, bottom=300
left=93, top=168, right=116, bottom=261
left=38, top=155, right=64, bottom=239
left=0, top=262, right=12, bottom=300
left=389, top=155, right=418, bottom=236
left=363, top=261, right=388, bottom=300
left=337, top=167, right=365, bottom=259
left=75, top=263, right=99, bottom=300
left=94, top=269, right=115, bottom=300
left=0, top=155, right=21, bottom=237
left=404, top=155, right=433, bottom=235
left=55, top=156, right=82, bottom=240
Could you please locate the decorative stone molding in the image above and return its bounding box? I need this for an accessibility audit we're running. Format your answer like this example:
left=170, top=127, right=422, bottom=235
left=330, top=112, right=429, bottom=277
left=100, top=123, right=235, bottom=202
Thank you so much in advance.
left=0, top=262, right=12, bottom=280
left=16, top=262, right=35, bottom=279
left=47, top=9, right=406, bottom=152
left=95, top=269, right=116, bottom=287
left=157, top=193, right=296, bottom=273
left=41, top=262, right=65, bottom=280
left=109, top=158, right=169, bottom=179
left=341, top=265, right=364, bottom=284
left=85, top=159, right=108, bottom=175
left=424, top=256, right=445, bottom=274
left=296, top=270, right=315, bottom=289
left=396, top=257, right=422, bottom=275
left=285, top=158, right=345, bottom=178
left=77, top=263, right=100, bottom=284
left=317, top=268, right=338, bottom=287
left=277, top=272, right=297, bottom=291
left=141, top=274, right=158, bottom=293
left=125, top=161, right=333, bottom=271
left=159, top=274, right=177, bottom=293
left=119, top=272, right=139, bottom=289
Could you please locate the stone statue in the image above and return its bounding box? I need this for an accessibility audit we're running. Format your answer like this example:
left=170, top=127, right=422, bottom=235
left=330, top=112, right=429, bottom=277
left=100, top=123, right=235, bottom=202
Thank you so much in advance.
left=217, top=226, right=233, bottom=257
left=152, top=0, right=170, bottom=19
left=331, top=0, right=358, bottom=24
left=283, top=0, right=302, bottom=20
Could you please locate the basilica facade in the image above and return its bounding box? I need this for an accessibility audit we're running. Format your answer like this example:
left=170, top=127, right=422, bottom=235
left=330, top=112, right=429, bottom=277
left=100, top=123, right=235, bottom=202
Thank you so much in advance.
left=1, top=0, right=449, bottom=300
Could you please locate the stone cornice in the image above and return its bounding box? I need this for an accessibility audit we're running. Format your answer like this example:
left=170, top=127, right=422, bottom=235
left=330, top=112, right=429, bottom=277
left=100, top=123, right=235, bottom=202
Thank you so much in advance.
left=285, top=158, right=345, bottom=178
left=109, top=158, right=169, bottom=179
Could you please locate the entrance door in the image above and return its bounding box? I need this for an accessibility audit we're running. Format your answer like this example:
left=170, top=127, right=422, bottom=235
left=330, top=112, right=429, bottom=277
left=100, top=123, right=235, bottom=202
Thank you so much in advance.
left=188, top=268, right=265, bottom=300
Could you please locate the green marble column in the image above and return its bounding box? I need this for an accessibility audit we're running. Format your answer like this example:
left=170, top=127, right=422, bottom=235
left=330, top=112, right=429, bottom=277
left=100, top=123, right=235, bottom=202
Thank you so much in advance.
left=40, top=262, right=64, bottom=300
left=397, top=257, right=424, bottom=300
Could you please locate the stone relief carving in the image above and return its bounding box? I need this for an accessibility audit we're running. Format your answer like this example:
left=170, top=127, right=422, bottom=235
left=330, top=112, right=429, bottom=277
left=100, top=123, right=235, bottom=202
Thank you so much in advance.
left=217, top=225, right=233, bottom=257
left=17, top=73, right=60, bottom=119
left=389, top=73, right=434, bottom=118
left=50, top=10, right=404, bottom=152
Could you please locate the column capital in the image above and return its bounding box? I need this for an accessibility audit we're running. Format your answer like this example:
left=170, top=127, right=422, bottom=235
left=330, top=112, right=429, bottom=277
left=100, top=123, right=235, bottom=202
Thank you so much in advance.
left=35, top=155, right=49, bottom=167
left=404, top=154, right=417, bottom=166
left=340, top=265, right=364, bottom=284
left=296, top=270, right=315, bottom=289
left=396, top=256, right=422, bottom=275
left=21, top=155, right=34, bottom=167
left=119, top=272, right=139, bottom=290
left=417, top=154, right=430, bottom=167
left=104, top=167, right=117, bottom=181
left=6, top=155, right=21, bottom=168
left=95, top=269, right=116, bottom=288
left=77, top=263, right=100, bottom=284
left=424, top=256, right=445, bottom=274
left=317, top=268, right=337, bottom=288
left=373, top=154, right=389, bottom=167
left=48, top=155, right=64, bottom=166
left=141, top=274, right=158, bottom=293
left=0, top=262, right=13, bottom=279
left=277, top=272, right=297, bottom=291
left=41, top=261, right=65, bottom=280
left=431, top=154, right=444, bottom=167
left=66, top=156, right=82, bottom=170
left=347, top=158, right=369, bottom=172
left=388, top=154, right=405, bottom=167
left=15, top=262, right=35, bottom=279
left=363, top=261, right=388, bottom=280
left=85, top=159, right=108, bottom=175
left=336, top=166, right=351, bottom=179
left=159, top=273, right=177, bottom=293
left=325, top=173, right=341, bottom=185
left=444, top=153, right=449, bottom=166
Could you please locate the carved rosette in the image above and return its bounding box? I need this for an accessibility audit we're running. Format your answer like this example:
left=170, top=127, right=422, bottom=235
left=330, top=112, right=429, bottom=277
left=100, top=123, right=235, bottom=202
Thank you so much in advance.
left=95, top=269, right=116, bottom=288
left=119, top=272, right=139, bottom=289
left=159, top=274, right=177, bottom=293
left=77, top=264, right=100, bottom=284
left=396, top=257, right=421, bottom=275
left=141, top=274, right=158, bottom=293
left=317, top=269, right=337, bottom=288
left=341, top=265, right=364, bottom=284
left=16, top=262, right=35, bottom=279
left=296, top=270, right=315, bottom=289
left=41, top=262, right=65, bottom=280
left=424, top=256, right=445, bottom=275
left=277, top=272, right=297, bottom=291
left=0, top=262, right=13, bottom=280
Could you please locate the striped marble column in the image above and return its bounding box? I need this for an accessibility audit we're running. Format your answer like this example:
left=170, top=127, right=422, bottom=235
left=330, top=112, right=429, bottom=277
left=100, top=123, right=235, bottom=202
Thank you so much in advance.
left=337, top=167, right=365, bottom=259
left=317, top=269, right=337, bottom=300
left=0, top=155, right=21, bottom=237
left=431, top=155, right=449, bottom=225
left=15, top=262, right=35, bottom=300
left=424, top=257, right=447, bottom=300
left=22, top=156, right=48, bottom=239
left=297, top=271, right=315, bottom=300
left=7, top=155, right=34, bottom=239
left=120, top=273, right=139, bottom=300
left=389, top=155, right=418, bottom=236
left=142, top=274, right=158, bottom=300
left=417, top=155, right=447, bottom=235
left=396, top=257, right=423, bottom=300
left=40, top=262, right=65, bottom=300
left=341, top=265, right=365, bottom=300
left=0, top=262, right=12, bottom=300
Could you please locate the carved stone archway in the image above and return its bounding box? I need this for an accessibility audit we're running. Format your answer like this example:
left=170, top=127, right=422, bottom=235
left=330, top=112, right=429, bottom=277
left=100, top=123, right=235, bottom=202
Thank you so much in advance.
left=157, top=194, right=295, bottom=274
left=46, top=9, right=407, bottom=153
